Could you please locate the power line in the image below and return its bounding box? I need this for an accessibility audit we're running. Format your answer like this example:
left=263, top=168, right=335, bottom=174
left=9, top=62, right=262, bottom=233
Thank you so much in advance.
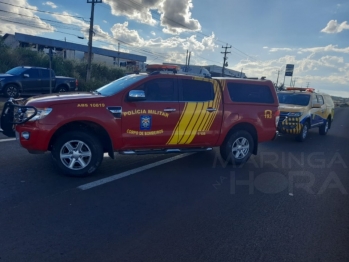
left=0, top=9, right=82, bottom=31
left=0, top=17, right=84, bottom=38
left=0, top=1, right=87, bottom=19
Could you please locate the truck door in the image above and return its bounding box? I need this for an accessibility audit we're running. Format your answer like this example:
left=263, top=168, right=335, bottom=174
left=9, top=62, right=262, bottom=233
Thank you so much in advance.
left=316, top=95, right=326, bottom=125
left=21, top=68, right=42, bottom=92
left=121, top=77, right=179, bottom=148
left=310, top=94, right=322, bottom=127
left=40, top=69, right=55, bottom=92
left=170, top=78, right=223, bottom=146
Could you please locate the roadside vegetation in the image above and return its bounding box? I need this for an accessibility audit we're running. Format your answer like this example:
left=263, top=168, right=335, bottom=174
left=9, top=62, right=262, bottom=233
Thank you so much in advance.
left=0, top=37, right=125, bottom=92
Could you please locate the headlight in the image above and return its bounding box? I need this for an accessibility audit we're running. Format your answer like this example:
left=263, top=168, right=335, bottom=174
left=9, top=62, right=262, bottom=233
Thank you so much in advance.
left=288, top=112, right=302, bottom=117
left=24, top=108, right=52, bottom=121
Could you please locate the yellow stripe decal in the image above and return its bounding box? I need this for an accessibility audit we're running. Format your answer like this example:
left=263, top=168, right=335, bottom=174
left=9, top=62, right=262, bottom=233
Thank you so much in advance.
left=185, top=102, right=209, bottom=144
left=166, top=78, right=221, bottom=145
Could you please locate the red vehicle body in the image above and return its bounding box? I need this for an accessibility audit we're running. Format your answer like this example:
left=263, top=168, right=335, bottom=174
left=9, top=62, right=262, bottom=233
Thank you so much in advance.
left=1, top=73, right=279, bottom=176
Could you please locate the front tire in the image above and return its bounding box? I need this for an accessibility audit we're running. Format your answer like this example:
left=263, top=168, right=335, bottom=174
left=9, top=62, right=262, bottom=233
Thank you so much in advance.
left=52, top=131, right=103, bottom=177
left=296, top=122, right=309, bottom=142
left=220, top=130, right=254, bottom=166
left=4, top=84, right=20, bottom=98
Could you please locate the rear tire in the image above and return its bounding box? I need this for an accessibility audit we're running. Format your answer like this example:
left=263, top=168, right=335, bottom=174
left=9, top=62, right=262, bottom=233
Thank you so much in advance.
left=296, top=122, right=309, bottom=142
left=319, top=118, right=330, bottom=135
left=52, top=131, right=103, bottom=177
left=220, top=130, right=254, bottom=166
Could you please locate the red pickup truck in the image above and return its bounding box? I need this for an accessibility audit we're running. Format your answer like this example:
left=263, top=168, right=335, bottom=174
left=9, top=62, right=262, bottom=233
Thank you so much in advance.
left=1, top=72, right=279, bottom=176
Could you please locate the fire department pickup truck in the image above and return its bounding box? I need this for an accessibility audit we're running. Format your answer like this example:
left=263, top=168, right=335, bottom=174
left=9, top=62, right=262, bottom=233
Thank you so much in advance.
left=1, top=71, right=279, bottom=176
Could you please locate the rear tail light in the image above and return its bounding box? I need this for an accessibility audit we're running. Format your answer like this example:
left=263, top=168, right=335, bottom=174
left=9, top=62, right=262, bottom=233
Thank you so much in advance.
left=275, top=109, right=280, bottom=127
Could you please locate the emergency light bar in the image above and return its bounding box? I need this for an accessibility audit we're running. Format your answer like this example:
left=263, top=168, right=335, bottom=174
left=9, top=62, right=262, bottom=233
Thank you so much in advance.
left=286, top=87, right=315, bottom=92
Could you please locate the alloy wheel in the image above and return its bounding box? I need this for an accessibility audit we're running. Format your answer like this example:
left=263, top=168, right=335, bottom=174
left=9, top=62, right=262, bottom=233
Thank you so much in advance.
left=231, top=137, right=250, bottom=159
left=60, top=140, right=92, bottom=170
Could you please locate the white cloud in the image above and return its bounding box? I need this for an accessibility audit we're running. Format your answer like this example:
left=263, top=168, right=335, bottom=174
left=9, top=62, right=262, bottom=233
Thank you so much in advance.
left=108, top=21, right=216, bottom=53
left=321, top=20, right=349, bottom=34
left=267, top=45, right=349, bottom=55
left=269, top=48, right=294, bottom=52
left=298, top=44, right=349, bottom=54
left=159, top=0, right=201, bottom=35
left=43, top=1, right=57, bottom=9
left=103, top=0, right=201, bottom=35
left=263, top=46, right=268, bottom=49
left=150, top=31, right=156, bottom=36
left=233, top=54, right=349, bottom=97
left=0, top=0, right=54, bottom=35
left=103, top=20, right=108, bottom=23
left=103, top=0, right=159, bottom=26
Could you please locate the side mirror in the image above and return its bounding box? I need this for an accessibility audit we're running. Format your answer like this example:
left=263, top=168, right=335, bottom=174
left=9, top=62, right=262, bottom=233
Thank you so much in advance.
left=128, top=90, right=146, bottom=101
left=23, top=74, right=30, bottom=78
left=312, top=103, right=321, bottom=108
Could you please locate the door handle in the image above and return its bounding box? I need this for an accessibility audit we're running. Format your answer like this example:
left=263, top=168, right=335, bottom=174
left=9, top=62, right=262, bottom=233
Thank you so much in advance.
left=206, top=108, right=217, bottom=112
left=164, top=108, right=176, bottom=112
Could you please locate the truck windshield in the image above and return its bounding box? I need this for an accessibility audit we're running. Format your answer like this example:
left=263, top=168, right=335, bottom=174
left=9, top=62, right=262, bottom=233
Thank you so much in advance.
left=6, top=67, right=27, bottom=76
left=95, top=74, right=147, bottom=96
left=277, top=93, right=310, bottom=106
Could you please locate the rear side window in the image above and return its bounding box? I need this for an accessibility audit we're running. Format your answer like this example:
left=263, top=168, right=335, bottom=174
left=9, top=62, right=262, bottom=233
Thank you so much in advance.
left=40, top=69, right=54, bottom=78
left=26, top=69, right=39, bottom=78
left=317, top=95, right=324, bottom=105
left=227, top=83, right=274, bottom=104
left=180, top=79, right=214, bottom=101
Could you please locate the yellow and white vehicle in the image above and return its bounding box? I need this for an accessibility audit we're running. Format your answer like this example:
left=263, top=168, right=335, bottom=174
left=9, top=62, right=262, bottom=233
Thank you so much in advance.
left=277, top=87, right=334, bottom=142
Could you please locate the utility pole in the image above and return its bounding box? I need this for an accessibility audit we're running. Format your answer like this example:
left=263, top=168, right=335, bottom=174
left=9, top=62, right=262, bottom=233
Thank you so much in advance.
left=185, top=50, right=188, bottom=72
left=49, top=48, right=53, bottom=93
left=221, top=44, right=231, bottom=77
left=276, top=70, right=280, bottom=87
left=86, top=0, right=102, bottom=82
left=306, top=82, right=310, bottom=88
left=117, top=42, right=120, bottom=67
left=187, top=51, right=191, bottom=72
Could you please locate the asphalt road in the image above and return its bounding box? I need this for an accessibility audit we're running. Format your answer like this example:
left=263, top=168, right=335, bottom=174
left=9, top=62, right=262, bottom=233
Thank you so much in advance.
left=0, top=108, right=348, bottom=262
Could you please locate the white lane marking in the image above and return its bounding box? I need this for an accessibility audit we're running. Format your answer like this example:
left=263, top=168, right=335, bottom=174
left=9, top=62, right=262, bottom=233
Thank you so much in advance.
left=78, top=153, right=194, bottom=190
left=0, top=138, right=16, bottom=143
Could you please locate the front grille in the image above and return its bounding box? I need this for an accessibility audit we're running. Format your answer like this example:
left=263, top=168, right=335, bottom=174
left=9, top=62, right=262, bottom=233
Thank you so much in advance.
left=279, top=112, right=289, bottom=122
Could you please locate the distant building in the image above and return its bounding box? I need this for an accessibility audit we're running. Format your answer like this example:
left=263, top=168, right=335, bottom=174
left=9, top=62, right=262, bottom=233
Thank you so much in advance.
left=2, top=33, right=147, bottom=71
left=163, top=63, right=246, bottom=78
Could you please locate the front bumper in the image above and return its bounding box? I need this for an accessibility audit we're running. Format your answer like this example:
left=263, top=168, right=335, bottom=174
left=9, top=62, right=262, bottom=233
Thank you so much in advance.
left=16, top=123, right=54, bottom=153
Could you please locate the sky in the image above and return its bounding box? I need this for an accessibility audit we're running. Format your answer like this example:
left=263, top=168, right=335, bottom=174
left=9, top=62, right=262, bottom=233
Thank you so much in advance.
left=0, top=0, right=348, bottom=97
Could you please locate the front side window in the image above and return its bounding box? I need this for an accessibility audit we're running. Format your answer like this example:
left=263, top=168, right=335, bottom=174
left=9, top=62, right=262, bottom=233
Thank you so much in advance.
left=277, top=93, right=311, bottom=106
left=136, top=78, right=176, bottom=101
left=180, top=79, right=214, bottom=101
left=228, top=83, right=274, bottom=104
